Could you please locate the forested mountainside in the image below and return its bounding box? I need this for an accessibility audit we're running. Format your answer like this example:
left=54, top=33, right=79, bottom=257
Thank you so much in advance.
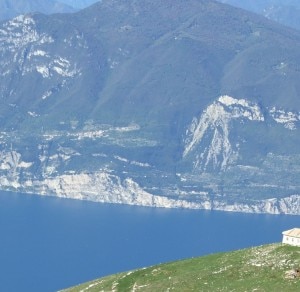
left=0, top=0, right=300, bottom=214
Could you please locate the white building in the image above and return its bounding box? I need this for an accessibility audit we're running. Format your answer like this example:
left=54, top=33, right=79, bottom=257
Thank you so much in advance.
left=282, top=228, right=300, bottom=247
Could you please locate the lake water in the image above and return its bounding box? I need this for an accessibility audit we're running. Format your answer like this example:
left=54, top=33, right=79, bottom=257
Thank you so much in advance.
left=0, top=191, right=299, bottom=292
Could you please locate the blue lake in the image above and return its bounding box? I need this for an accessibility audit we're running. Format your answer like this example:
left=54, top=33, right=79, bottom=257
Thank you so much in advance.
left=0, top=191, right=299, bottom=292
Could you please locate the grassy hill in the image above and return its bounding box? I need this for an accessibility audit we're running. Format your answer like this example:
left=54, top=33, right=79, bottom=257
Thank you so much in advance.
left=62, top=243, right=300, bottom=291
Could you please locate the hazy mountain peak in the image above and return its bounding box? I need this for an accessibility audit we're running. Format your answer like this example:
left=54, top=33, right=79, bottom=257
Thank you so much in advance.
left=0, top=0, right=75, bottom=21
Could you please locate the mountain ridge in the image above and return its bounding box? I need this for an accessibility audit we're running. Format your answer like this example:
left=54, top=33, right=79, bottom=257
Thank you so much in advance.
left=219, top=0, right=300, bottom=31
left=0, top=0, right=75, bottom=21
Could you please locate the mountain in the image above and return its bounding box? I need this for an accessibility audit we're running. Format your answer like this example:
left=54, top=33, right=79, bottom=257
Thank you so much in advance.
left=0, top=0, right=75, bottom=21
left=219, top=0, right=300, bottom=30
left=62, top=244, right=300, bottom=291
left=0, top=0, right=300, bottom=214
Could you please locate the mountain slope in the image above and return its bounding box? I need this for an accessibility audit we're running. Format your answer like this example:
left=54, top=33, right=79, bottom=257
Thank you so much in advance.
left=62, top=244, right=300, bottom=291
left=0, top=0, right=300, bottom=214
left=219, top=0, right=300, bottom=31
left=0, top=0, right=75, bottom=21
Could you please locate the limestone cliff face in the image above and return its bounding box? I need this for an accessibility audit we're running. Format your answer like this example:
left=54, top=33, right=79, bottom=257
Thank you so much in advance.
left=0, top=148, right=298, bottom=214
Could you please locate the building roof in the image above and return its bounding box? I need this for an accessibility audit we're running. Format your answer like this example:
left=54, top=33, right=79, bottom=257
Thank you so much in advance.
left=282, top=228, right=300, bottom=238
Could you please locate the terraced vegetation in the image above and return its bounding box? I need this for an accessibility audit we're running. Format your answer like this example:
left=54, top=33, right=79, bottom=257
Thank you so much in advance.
left=63, top=244, right=300, bottom=291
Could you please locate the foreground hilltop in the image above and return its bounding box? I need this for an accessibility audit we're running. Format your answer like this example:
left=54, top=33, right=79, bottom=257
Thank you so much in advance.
left=0, top=0, right=300, bottom=213
left=63, top=244, right=300, bottom=291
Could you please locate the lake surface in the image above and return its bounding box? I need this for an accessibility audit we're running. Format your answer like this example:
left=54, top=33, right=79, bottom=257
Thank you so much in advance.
left=0, top=191, right=299, bottom=292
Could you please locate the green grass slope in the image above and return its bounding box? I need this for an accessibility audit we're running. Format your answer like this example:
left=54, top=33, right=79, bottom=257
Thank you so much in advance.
left=62, top=244, right=300, bottom=291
